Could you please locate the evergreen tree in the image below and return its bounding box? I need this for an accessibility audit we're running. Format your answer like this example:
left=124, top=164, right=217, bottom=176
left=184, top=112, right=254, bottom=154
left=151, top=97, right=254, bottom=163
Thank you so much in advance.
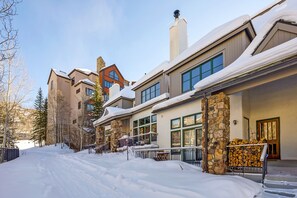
left=31, top=88, right=46, bottom=146
left=92, top=79, right=104, bottom=119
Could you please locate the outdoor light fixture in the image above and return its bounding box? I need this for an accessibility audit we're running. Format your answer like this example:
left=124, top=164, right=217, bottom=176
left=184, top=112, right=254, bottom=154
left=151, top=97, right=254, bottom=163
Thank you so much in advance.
left=233, top=120, right=238, bottom=125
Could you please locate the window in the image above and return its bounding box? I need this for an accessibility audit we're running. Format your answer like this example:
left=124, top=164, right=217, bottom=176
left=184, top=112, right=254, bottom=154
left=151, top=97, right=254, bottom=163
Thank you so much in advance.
left=171, top=130, right=181, bottom=147
left=86, top=104, right=94, bottom=111
left=133, top=120, right=138, bottom=128
left=139, top=116, right=150, bottom=126
left=78, top=101, right=81, bottom=109
left=50, top=80, right=53, bottom=90
left=104, top=80, right=113, bottom=88
left=182, top=54, right=223, bottom=93
left=183, top=129, right=196, bottom=147
left=73, top=119, right=77, bottom=124
left=109, top=71, right=119, bottom=81
left=103, top=94, right=109, bottom=102
left=85, top=88, right=94, bottom=96
left=183, top=113, right=202, bottom=127
left=71, top=77, right=75, bottom=86
left=133, top=115, right=157, bottom=144
left=151, top=115, right=157, bottom=123
left=171, top=118, right=181, bottom=129
left=141, top=83, right=160, bottom=103
left=76, top=88, right=80, bottom=94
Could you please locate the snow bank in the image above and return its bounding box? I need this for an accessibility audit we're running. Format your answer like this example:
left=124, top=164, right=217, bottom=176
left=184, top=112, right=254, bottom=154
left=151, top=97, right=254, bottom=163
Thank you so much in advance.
left=0, top=146, right=262, bottom=198
left=15, top=140, right=36, bottom=150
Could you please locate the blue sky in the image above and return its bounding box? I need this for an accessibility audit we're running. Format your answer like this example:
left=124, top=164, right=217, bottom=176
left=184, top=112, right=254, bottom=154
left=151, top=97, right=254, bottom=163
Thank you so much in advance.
left=15, top=0, right=274, bottom=107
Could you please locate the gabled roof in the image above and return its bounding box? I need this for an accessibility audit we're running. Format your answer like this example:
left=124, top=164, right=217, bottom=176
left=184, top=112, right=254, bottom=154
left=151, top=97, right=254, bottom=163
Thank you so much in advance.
left=47, top=68, right=70, bottom=84
left=74, top=79, right=96, bottom=87
left=131, top=61, right=169, bottom=90
left=68, top=68, right=98, bottom=77
left=100, top=64, right=125, bottom=81
left=193, top=0, right=297, bottom=95
left=93, top=93, right=169, bottom=126
left=103, top=86, right=135, bottom=107
left=164, top=15, right=255, bottom=74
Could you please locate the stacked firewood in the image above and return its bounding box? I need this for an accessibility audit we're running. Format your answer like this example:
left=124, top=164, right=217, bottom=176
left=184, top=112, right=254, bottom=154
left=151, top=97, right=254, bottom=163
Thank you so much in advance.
left=228, top=138, right=267, bottom=167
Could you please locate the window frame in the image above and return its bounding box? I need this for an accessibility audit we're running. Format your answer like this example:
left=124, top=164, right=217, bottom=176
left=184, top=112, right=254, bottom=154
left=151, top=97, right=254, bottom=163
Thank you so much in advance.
left=171, top=118, right=181, bottom=129
left=85, top=88, right=94, bottom=96
left=141, top=83, right=160, bottom=103
left=182, top=53, right=223, bottom=93
left=109, top=71, right=119, bottom=81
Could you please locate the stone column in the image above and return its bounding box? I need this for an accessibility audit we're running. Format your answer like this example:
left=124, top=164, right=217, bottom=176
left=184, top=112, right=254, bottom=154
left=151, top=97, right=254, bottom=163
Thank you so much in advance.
left=202, top=92, right=230, bottom=174
left=110, top=120, right=122, bottom=152
left=95, top=126, right=104, bottom=146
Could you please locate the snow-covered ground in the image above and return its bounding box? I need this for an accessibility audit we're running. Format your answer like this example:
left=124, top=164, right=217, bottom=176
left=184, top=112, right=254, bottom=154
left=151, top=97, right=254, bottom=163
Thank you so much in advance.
left=0, top=145, right=263, bottom=198
left=15, top=140, right=36, bottom=150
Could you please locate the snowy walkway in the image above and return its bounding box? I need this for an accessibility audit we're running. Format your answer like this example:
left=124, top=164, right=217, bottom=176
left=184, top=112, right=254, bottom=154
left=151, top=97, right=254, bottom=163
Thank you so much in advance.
left=0, top=145, right=262, bottom=198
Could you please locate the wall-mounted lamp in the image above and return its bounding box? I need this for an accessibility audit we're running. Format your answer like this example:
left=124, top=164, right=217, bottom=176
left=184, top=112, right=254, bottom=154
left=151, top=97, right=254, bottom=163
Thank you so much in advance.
left=233, top=120, right=238, bottom=125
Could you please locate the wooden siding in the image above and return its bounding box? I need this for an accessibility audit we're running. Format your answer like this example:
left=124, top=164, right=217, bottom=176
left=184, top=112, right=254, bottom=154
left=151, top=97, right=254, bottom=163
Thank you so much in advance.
left=169, top=31, right=251, bottom=98
left=254, top=22, right=297, bottom=55
left=134, top=74, right=166, bottom=106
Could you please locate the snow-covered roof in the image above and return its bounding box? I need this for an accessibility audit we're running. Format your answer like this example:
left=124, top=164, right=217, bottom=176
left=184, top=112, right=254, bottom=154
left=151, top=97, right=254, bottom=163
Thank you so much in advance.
left=194, top=0, right=297, bottom=92
left=152, top=90, right=195, bottom=112
left=164, top=15, right=251, bottom=73
left=103, top=86, right=135, bottom=107
left=52, top=69, right=70, bottom=79
left=75, top=68, right=97, bottom=75
left=93, top=93, right=169, bottom=126
left=131, top=61, right=169, bottom=90
left=83, top=127, right=94, bottom=133
left=75, top=79, right=95, bottom=86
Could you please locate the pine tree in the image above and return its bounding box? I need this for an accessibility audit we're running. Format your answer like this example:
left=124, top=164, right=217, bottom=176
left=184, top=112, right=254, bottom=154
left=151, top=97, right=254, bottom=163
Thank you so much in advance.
left=31, top=88, right=46, bottom=146
left=92, top=79, right=104, bottom=119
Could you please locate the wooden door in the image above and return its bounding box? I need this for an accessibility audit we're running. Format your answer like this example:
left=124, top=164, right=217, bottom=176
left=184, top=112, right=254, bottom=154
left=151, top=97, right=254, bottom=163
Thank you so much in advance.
left=257, top=118, right=280, bottom=159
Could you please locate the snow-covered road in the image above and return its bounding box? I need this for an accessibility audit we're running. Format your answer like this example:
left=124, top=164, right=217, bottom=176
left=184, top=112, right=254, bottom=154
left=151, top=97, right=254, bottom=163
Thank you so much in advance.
left=0, top=145, right=262, bottom=198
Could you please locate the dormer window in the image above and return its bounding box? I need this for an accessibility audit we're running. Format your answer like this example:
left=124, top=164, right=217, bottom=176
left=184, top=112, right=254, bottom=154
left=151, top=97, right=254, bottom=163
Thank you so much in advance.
left=109, top=71, right=119, bottom=81
left=182, top=54, right=223, bottom=93
left=141, top=83, right=160, bottom=103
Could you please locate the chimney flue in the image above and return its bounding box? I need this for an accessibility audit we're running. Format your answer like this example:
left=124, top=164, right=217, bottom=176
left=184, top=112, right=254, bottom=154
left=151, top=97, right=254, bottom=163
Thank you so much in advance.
left=174, top=10, right=180, bottom=19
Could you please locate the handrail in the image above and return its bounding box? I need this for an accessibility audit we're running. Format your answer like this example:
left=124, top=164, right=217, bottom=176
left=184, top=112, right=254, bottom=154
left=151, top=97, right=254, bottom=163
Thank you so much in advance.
left=133, top=146, right=202, bottom=152
left=260, top=143, right=268, bottom=162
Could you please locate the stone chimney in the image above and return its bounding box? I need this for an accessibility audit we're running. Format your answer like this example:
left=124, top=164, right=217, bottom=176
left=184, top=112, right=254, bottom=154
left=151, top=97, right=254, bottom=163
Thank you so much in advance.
left=109, top=83, right=120, bottom=98
left=170, top=10, right=188, bottom=61
left=96, top=56, right=105, bottom=73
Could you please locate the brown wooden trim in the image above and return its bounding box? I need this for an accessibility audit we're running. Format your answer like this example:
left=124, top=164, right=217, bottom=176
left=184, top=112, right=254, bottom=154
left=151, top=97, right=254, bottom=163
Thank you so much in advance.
left=256, top=117, right=280, bottom=159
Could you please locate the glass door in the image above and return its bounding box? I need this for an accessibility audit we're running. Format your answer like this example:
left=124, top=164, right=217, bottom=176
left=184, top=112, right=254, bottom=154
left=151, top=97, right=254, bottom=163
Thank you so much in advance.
left=257, top=118, right=280, bottom=159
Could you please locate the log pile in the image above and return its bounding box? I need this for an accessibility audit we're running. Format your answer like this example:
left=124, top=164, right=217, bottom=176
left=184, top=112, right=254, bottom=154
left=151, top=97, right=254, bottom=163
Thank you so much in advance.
left=228, top=138, right=267, bottom=167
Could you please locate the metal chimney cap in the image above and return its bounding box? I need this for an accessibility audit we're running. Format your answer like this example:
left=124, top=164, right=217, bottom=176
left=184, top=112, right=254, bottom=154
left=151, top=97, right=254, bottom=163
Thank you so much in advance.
left=174, top=10, right=180, bottom=19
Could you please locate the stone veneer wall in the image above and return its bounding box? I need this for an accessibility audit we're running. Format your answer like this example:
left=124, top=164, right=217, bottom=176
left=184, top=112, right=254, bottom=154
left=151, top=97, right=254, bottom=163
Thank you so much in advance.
left=95, top=126, right=104, bottom=146
left=110, top=120, right=122, bottom=152
left=202, top=92, right=230, bottom=174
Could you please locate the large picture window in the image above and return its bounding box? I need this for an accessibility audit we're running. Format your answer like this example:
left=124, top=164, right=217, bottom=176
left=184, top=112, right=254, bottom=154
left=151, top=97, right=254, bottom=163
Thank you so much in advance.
left=104, top=80, right=113, bottom=88
left=85, top=88, right=94, bottom=96
left=109, top=71, right=119, bottom=81
left=141, top=83, right=160, bottom=103
left=182, top=54, right=223, bottom=93
left=133, top=115, right=157, bottom=144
